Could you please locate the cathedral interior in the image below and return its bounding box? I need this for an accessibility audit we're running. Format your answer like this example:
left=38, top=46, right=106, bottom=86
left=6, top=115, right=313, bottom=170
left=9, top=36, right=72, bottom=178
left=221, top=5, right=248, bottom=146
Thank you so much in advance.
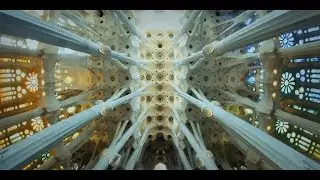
left=0, top=10, right=320, bottom=170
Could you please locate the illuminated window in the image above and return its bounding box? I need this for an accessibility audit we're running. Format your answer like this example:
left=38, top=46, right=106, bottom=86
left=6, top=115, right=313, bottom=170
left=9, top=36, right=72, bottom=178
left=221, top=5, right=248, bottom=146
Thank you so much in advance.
left=275, top=117, right=320, bottom=160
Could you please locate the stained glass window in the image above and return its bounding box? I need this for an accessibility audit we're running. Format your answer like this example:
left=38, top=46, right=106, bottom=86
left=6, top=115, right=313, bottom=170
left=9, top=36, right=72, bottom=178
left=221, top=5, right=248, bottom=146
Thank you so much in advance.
left=275, top=117, right=320, bottom=160
left=277, top=25, right=320, bottom=160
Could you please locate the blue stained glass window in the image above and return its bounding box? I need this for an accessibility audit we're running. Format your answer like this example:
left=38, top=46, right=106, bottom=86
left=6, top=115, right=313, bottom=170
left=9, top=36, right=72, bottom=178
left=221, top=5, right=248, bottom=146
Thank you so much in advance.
left=247, top=76, right=256, bottom=85
left=245, top=45, right=256, bottom=53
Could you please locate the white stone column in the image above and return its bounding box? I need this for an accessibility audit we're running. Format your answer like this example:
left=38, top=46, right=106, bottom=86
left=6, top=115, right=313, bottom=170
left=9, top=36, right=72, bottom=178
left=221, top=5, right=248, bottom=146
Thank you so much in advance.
left=0, top=10, right=102, bottom=57
left=173, top=86, right=320, bottom=170
left=173, top=10, right=202, bottom=45
left=212, top=53, right=259, bottom=71
left=175, top=10, right=320, bottom=67
left=92, top=108, right=149, bottom=170
left=174, top=51, right=204, bottom=68
left=125, top=127, right=149, bottom=170
left=189, top=121, right=207, bottom=150
left=210, top=10, right=320, bottom=57
left=0, top=88, right=145, bottom=170
left=277, top=40, right=320, bottom=59
left=171, top=131, right=192, bottom=170
left=112, top=10, right=143, bottom=41
left=172, top=108, right=218, bottom=170
left=111, top=50, right=149, bottom=70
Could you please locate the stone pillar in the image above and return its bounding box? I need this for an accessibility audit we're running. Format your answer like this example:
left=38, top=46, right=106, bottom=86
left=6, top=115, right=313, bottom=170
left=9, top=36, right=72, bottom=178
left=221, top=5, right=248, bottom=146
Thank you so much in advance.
left=172, top=132, right=192, bottom=170
left=120, top=147, right=131, bottom=168
left=174, top=51, right=204, bottom=67
left=92, top=108, right=149, bottom=170
left=42, top=55, right=60, bottom=112
left=210, top=104, right=320, bottom=169
left=210, top=10, right=320, bottom=57
left=174, top=85, right=320, bottom=170
left=0, top=89, right=145, bottom=170
left=56, top=11, right=102, bottom=39
left=109, top=120, right=129, bottom=149
left=111, top=50, right=149, bottom=70
left=186, top=148, right=196, bottom=169
left=189, top=58, right=204, bottom=70
left=278, top=40, right=320, bottom=59
left=173, top=10, right=202, bottom=45
left=172, top=108, right=218, bottom=170
left=214, top=10, right=257, bottom=40
left=125, top=127, right=149, bottom=170
left=112, top=10, right=142, bottom=40
left=0, top=10, right=103, bottom=57
left=189, top=121, right=207, bottom=150
left=190, top=88, right=210, bottom=103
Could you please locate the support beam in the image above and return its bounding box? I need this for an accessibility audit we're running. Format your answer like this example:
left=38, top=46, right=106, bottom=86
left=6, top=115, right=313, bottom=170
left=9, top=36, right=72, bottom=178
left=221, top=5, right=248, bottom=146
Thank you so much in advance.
left=0, top=10, right=146, bottom=69
left=42, top=54, right=60, bottom=113
left=93, top=108, right=149, bottom=170
left=212, top=53, right=259, bottom=71
left=119, top=147, right=131, bottom=168
left=0, top=10, right=102, bottom=57
left=190, top=87, right=210, bottom=103
left=174, top=51, right=204, bottom=67
left=172, top=108, right=218, bottom=170
left=0, top=87, right=146, bottom=170
left=189, top=58, right=204, bottom=70
left=277, top=40, right=320, bottom=59
left=189, top=121, right=207, bottom=150
left=56, top=11, right=103, bottom=40
left=109, top=120, right=129, bottom=149
left=217, top=89, right=272, bottom=114
left=213, top=10, right=257, bottom=40
left=173, top=10, right=202, bottom=45
left=210, top=10, right=320, bottom=57
left=125, top=127, right=149, bottom=170
left=176, top=10, right=320, bottom=67
left=111, top=51, right=149, bottom=70
left=112, top=10, right=143, bottom=40
left=173, top=86, right=320, bottom=170
left=171, top=131, right=192, bottom=170
left=196, top=121, right=204, bottom=143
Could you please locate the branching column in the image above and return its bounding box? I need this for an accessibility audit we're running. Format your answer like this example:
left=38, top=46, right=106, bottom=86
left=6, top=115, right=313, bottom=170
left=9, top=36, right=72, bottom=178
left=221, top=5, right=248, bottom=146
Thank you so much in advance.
left=92, top=108, right=149, bottom=170
left=125, top=126, right=150, bottom=170
left=172, top=85, right=320, bottom=170
left=112, top=10, right=143, bottom=41
left=36, top=122, right=96, bottom=170
left=0, top=10, right=149, bottom=70
left=176, top=10, right=320, bottom=68
left=173, top=10, right=202, bottom=45
left=171, top=131, right=192, bottom=170
left=0, top=86, right=147, bottom=170
left=172, top=108, right=218, bottom=170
